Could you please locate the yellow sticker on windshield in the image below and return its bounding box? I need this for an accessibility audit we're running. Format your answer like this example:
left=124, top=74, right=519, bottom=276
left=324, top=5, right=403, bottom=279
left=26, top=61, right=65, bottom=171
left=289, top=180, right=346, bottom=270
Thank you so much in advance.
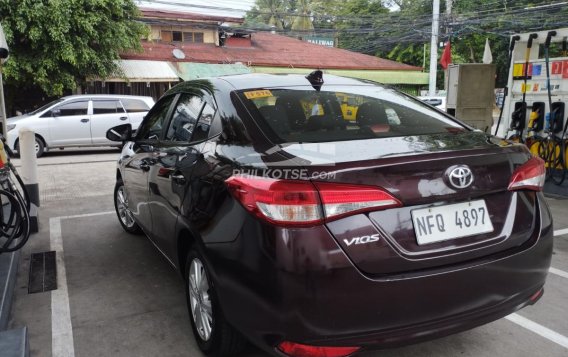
left=244, top=90, right=273, bottom=99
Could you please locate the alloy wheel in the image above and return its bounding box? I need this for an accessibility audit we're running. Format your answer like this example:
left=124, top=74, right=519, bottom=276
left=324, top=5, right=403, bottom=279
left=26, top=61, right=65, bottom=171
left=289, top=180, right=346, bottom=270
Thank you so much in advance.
left=188, top=257, right=213, bottom=341
left=116, top=186, right=136, bottom=228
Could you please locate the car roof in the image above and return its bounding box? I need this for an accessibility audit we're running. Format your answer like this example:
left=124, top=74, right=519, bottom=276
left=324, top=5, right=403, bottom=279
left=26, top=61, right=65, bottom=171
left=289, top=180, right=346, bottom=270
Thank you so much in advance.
left=62, top=94, right=153, bottom=100
left=215, top=73, right=378, bottom=90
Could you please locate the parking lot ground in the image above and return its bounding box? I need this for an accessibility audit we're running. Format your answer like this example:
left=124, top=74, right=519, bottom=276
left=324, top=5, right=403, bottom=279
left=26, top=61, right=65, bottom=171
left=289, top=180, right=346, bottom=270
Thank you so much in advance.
left=6, top=150, right=568, bottom=357
left=58, top=211, right=198, bottom=357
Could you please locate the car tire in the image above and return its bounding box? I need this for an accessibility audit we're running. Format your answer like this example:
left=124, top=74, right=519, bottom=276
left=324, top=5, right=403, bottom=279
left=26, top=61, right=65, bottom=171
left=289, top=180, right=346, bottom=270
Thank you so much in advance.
left=185, top=249, right=246, bottom=356
left=114, top=180, right=142, bottom=234
left=15, top=137, right=45, bottom=158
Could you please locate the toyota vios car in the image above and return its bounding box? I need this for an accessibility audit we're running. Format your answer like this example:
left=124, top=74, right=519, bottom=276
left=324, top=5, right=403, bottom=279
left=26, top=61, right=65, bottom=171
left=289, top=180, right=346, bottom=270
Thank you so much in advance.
left=107, top=73, right=552, bottom=357
left=7, top=94, right=154, bottom=157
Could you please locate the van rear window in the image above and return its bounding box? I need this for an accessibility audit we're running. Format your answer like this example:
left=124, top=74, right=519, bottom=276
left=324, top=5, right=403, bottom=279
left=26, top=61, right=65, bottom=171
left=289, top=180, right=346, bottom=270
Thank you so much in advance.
left=422, top=99, right=443, bottom=106
left=237, top=85, right=465, bottom=143
left=121, top=98, right=150, bottom=113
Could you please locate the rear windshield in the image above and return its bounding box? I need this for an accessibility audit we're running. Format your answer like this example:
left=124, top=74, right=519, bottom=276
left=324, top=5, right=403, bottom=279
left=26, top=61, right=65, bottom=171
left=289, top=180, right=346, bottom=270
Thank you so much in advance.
left=237, top=85, right=465, bottom=143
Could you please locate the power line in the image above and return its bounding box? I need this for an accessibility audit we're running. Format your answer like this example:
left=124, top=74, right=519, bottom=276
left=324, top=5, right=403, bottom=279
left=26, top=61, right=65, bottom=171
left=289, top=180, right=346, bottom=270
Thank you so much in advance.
left=136, top=0, right=568, bottom=54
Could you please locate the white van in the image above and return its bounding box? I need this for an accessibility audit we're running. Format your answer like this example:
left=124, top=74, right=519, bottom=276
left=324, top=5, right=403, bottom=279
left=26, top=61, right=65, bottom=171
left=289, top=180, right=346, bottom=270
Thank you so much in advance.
left=7, top=94, right=154, bottom=157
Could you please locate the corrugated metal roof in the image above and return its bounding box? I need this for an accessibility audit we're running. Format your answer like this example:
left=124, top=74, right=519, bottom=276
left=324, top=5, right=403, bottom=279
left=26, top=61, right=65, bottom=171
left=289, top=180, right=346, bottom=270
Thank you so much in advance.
left=173, top=62, right=251, bottom=80
left=138, top=6, right=245, bottom=23
left=107, top=60, right=180, bottom=82
left=121, top=32, right=422, bottom=71
left=252, top=67, right=429, bottom=85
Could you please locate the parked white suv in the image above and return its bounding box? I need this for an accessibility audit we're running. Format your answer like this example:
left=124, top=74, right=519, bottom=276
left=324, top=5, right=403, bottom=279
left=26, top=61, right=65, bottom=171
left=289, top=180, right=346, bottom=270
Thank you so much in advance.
left=6, top=94, right=155, bottom=157
left=418, top=96, right=447, bottom=111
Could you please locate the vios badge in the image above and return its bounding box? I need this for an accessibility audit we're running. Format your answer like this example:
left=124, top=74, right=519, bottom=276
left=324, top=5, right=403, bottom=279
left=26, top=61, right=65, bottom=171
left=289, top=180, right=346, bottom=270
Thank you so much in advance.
left=445, top=165, right=474, bottom=189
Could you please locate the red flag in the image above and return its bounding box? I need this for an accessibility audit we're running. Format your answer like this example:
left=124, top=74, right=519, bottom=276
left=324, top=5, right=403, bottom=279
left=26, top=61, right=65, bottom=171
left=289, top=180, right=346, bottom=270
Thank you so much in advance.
left=439, top=41, right=452, bottom=69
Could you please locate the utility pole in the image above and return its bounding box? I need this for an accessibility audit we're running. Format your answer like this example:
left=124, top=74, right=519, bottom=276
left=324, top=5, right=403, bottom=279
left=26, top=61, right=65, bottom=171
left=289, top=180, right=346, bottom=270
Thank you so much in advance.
left=0, top=23, right=9, bottom=137
left=429, top=0, right=440, bottom=96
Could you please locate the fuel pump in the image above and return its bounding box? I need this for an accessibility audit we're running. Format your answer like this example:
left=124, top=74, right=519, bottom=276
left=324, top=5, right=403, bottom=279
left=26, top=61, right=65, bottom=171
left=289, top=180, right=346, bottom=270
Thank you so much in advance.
left=508, top=102, right=527, bottom=142
left=550, top=102, right=566, bottom=134
left=525, top=102, right=545, bottom=148
left=0, top=134, right=31, bottom=254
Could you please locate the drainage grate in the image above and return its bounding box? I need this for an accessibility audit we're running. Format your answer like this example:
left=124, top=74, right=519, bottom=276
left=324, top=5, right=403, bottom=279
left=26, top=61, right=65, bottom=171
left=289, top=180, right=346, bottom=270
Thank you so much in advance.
left=28, top=251, right=57, bottom=294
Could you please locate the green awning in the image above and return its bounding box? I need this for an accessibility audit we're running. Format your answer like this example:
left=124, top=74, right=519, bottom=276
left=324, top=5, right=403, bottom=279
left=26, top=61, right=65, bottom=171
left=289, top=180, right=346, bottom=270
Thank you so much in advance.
left=173, top=62, right=251, bottom=81
left=251, top=67, right=429, bottom=85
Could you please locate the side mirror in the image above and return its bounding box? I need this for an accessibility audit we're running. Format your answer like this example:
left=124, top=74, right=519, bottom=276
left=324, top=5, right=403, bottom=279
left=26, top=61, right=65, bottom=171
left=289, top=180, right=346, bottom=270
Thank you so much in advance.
left=51, top=109, right=61, bottom=117
left=106, top=124, right=132, bottom=142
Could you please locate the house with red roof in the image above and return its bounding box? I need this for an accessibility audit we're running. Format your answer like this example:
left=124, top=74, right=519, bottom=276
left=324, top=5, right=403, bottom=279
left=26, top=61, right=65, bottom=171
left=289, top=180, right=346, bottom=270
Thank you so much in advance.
left=86, top=8, right=428, bottom=99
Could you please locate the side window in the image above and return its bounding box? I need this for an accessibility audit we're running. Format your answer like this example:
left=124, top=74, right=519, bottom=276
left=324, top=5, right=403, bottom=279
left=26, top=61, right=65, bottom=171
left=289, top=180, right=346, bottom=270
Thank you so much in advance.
left=164, top=94, right=204, bottom=142
left=93, top=100, right=125, bottom=115
left=136, top=95, right=176, bottom=141
left=121, top=99, right=151, bottom=113
left=192, top=103, right=215, bottom=142
left=54, top=101, right=88, bottom=117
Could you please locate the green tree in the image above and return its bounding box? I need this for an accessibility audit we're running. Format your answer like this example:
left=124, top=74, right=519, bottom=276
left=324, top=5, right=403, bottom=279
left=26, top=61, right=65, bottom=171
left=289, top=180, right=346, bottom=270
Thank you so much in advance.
left=245, top=0, right=568, bottom=88
left=310, top=0, right=343, bottom=29
left=336, top=0, right=389, bottom=55
left=291, top=0, right=314, bottom=32
left=245, top=0, right=286, bottom=30
left=0, top=0, right=147, bottom=96
left=384, top=0, right=568, bottom=85
left=387, top=43, right=429, bottom=68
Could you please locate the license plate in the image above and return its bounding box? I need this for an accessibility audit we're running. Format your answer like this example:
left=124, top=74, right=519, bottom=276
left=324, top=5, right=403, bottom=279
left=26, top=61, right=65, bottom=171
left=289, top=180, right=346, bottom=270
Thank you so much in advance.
left=411, top=200, right=494, bottom=245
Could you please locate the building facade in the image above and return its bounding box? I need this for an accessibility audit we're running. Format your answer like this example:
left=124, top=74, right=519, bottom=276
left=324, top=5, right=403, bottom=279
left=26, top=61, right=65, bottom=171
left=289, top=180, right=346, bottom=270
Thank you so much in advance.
left=89, top=8, right=428, bottom=100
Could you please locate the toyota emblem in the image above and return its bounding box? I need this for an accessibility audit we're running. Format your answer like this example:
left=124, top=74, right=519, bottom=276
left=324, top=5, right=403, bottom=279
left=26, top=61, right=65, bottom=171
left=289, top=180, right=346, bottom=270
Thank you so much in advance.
left=446, top=165, right=474, bottom=189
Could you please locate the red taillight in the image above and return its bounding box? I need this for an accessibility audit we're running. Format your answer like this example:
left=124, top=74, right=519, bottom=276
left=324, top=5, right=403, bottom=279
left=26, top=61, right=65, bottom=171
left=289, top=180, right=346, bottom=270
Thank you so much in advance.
left=225, top=175, right=323, bottom=226
left=315, top=182, right=402, bottom=220
left=508, top=156, right=546, bottom=191
left=225, top=175, right=401, bottom=227
left=277, top=341, right=361, bottom=357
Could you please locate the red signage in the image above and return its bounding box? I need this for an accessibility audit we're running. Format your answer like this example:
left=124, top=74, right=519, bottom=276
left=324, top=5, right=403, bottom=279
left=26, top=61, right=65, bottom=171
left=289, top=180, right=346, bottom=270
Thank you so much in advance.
left=552, top=61, right=563, bottom=75
left=563, top=61, right=568, bottom=79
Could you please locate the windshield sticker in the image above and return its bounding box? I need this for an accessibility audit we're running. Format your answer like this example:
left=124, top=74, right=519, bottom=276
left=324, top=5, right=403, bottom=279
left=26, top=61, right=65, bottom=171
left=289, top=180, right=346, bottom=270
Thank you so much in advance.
left=244, top=90, right=273, bottom=99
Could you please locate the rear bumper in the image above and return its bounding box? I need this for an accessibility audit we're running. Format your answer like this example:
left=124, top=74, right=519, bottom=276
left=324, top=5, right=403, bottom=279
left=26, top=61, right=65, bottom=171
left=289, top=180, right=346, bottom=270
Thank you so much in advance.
left=207, top=194, right=553, bottom=355
left=302, top=281, right=545, bottom=350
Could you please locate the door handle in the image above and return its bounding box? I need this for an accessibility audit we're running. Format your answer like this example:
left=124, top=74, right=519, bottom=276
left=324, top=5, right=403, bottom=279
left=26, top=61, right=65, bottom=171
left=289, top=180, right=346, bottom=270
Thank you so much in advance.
left=171, top=174, right=186, bottom=185
left=120, top=116, right=128, bottom=121
left=81, top=118, right=89, bottom=123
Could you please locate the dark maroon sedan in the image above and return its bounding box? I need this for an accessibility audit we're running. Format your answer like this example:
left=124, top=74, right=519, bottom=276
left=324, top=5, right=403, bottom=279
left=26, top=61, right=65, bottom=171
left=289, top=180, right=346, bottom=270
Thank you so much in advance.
left=107, top=73, right=552, bottom=357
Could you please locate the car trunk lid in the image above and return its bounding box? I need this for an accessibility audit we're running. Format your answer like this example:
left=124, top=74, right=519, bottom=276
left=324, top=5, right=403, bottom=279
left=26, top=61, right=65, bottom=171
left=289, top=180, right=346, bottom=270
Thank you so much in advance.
left=277, top=132, right=537, bottom=275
